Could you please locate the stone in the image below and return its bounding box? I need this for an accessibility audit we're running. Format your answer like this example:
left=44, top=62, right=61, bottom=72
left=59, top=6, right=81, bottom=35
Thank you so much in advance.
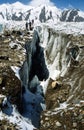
left=40, top=120, right=43, bottom=124
left=51, top=81, right=57, bottom=89
left=56, top=121, right=62, bottom=127
left=73, top=122, right=77, bottom=127
left=3, top=39, right=11, bottom=43
left=45, top=117, right=49, bottom=121
left=45, top=122, right=50, bottom=127
left=51, top=80, right=62, bottom=89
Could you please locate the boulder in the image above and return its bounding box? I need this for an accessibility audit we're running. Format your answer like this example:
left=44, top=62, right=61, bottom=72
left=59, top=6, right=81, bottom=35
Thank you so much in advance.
left=51, top=80, right=62, bottom=89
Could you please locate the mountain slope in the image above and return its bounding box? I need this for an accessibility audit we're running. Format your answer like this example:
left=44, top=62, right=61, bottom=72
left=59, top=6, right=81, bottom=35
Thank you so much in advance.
left=0, top=1, right=61, bottom=22
left=60, top=9, right=84, bottom=22
left=0, top=1, right=84, bottom=23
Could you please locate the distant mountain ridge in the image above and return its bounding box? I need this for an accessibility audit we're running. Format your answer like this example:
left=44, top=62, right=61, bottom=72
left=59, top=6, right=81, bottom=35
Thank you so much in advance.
left=60, top=9, right=84, bottom=22
left=0, top=1, right=84, bottom=22
left=0, top=1, right=61, bottom=22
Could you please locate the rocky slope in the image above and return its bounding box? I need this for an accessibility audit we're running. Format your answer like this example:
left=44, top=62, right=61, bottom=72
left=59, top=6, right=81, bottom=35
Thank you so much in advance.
left=0, top=29, right=33, bottom=104
left=0, top=26, right=49, bottom=130
left=0, top=29, right=37, bottom=130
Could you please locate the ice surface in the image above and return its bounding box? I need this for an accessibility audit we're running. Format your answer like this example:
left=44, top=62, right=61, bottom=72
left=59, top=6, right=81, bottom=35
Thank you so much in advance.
left=0, top=106, right=35, bottom=130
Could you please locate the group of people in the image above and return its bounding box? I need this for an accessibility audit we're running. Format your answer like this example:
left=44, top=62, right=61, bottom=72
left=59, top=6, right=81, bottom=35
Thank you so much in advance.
left=25, top=19, right=34, bottom=31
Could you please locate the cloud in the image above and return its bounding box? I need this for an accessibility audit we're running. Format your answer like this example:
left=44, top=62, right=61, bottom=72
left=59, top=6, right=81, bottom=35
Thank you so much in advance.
left=29, top=0, right=54, bottom=7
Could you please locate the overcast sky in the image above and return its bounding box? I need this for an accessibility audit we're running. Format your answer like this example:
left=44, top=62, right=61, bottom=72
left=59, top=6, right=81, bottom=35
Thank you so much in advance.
left=0, top=0, right=84, bottom=11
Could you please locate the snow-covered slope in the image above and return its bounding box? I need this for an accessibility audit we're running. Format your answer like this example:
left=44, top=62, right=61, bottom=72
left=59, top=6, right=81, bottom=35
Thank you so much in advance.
left=1, top=1, right=84, bottom=23
left=0, top=1, right=61, bottom=23
left=60, top=9, right=84, bottom=22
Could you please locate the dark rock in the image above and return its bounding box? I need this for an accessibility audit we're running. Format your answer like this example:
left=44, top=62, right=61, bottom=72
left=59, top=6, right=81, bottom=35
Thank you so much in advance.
left=12, top=12, right=23, bottom=21
left=0, top=67, right=21, bottom=106
left=39, top=6, right=46, bottom=22
left=60, top=9, right=84, bottom=22
left=0, top=56, right=9, bottom=60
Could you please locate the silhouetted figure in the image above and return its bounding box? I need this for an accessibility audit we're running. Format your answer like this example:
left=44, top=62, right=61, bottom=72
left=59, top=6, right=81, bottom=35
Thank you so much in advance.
left=32, top=19, right=34, bottom=25
left=29, top=21, right=32, bottom=30
left=26, top=22, right=28, bottom=30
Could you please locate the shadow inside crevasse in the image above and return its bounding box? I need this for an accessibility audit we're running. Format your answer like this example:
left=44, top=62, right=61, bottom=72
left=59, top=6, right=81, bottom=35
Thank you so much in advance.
left=18, top=30, right=49, bottom=128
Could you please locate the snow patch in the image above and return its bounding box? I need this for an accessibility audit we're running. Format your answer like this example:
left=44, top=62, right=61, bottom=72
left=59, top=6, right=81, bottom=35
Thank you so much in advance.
left=11, top=66, right=20, bottom=80
left=51, top=102, right=69, bottom=115
left=0, top=106, right=35, bottom=130
left=50, top=69, right=60, bottom=80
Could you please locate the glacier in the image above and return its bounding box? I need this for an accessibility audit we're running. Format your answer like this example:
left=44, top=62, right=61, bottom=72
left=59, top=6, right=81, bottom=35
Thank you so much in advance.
left=0, top=1, right=84, bottom=130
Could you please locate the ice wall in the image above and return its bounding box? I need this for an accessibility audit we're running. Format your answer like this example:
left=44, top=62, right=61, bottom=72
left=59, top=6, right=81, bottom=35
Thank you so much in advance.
left=19, top=30, right=49, bottom=128
left=38, top=24, right=84, bottom=103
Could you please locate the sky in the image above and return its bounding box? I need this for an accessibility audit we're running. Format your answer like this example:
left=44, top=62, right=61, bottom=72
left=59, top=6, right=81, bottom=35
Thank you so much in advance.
left=0, top=0, right=84, bottom=11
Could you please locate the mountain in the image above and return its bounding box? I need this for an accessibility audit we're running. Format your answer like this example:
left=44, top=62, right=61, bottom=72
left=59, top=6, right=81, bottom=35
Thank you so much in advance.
left=0, top=1, right=61, bottom=22
left=0, top=1, right=84, bottom=23
left=60, top=9, right=84, bottom=22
